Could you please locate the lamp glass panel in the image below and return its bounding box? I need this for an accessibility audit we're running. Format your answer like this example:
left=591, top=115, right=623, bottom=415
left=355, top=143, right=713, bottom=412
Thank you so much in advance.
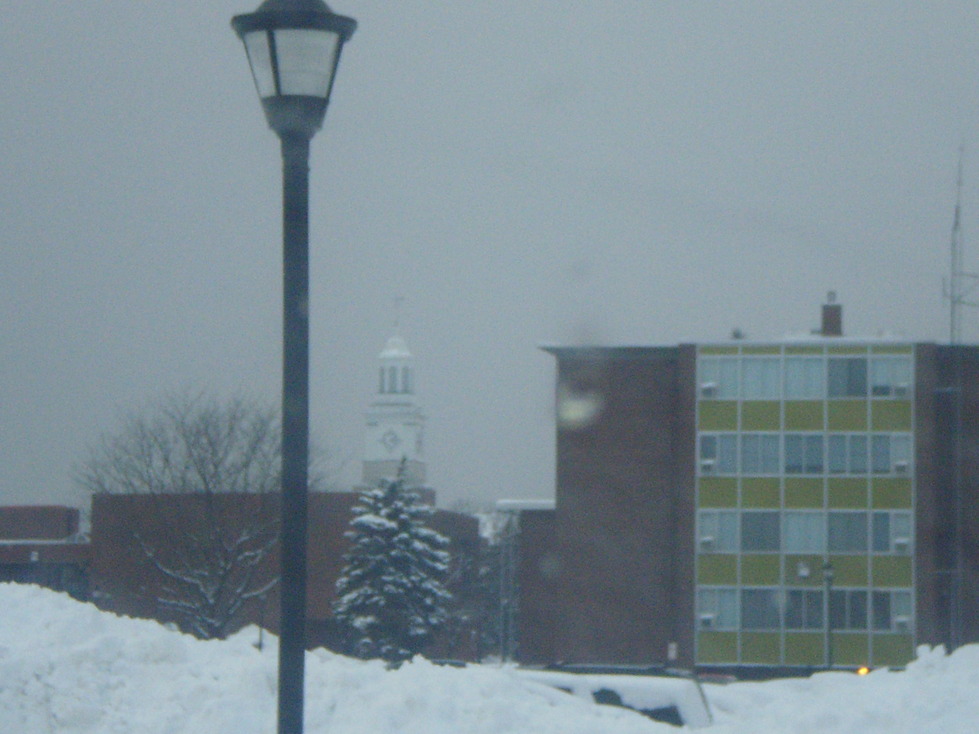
left=274, top=29, right=340, bottom=97
left=244, top=31, right=276, bottom=98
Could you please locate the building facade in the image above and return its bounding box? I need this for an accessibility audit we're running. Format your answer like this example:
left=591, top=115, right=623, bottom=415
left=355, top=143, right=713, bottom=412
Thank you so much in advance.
left=540, top=305, right=979, bottom=671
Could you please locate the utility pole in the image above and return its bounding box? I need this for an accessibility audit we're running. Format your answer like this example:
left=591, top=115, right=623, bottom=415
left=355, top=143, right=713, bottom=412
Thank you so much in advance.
left=943, top=146, right=979, bottom=343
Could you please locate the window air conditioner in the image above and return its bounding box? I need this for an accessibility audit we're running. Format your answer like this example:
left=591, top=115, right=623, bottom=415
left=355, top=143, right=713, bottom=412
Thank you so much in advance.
left=699, top=613, right=715, bottom=629
left=893, top=384, right=910, bottom=398
left=894, top=461, right=909, bottom=475
left=699, top=536, right=715, bottom=551
left=700, top=459, right=716, bottom=475
left=893, top=537, right=911, bottom=553
left=894, top=616, right=911, bottom=632
left=700, top=382, right=718, bottom=399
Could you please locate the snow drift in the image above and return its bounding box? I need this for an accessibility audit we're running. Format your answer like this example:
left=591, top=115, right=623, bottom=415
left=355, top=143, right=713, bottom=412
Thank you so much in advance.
left=2, top=583, right=979, bottom=733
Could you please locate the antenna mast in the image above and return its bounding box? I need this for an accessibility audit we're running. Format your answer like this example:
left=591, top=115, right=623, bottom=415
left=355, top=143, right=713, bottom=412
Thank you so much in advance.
left=943, top=146, right=979, bottom=343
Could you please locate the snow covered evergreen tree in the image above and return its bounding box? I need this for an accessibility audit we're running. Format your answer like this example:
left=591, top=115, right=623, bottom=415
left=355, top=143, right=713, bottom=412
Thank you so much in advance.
left=332, top=460, right=452, bottom=663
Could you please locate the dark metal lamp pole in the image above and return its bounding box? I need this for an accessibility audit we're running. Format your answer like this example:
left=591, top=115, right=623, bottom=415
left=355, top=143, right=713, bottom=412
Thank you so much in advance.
left=231, top=3, right=355, bottom=733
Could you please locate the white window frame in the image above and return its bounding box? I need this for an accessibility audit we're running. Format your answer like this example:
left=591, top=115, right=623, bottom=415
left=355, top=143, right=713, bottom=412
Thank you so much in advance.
left=698, top=356, right=739, bottom=400
left=698, top=510, right=739, bottom=553
left=869, top=356, right=912, bottom=399
left=697, top=587, right=738, bottom=630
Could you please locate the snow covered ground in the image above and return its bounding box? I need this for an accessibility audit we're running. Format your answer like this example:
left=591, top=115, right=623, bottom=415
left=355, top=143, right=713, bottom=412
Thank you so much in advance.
left=2, top=583, right=977, bottom=733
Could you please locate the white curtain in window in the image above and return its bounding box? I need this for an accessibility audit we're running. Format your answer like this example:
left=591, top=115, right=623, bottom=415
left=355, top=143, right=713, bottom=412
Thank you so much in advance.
left=742, top=357, right=781, bottom=400
left=784, top=511, right=825, bottom=553
left=785, top=357, right=824, bottom=399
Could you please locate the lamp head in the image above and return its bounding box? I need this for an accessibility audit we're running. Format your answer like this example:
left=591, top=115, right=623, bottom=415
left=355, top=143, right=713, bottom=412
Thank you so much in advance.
left=232, top=0, right=356, bottom=138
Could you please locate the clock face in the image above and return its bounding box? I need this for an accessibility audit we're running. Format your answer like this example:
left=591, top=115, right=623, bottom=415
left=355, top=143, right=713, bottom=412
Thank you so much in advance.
left=381, top=429, right=401, bottom=453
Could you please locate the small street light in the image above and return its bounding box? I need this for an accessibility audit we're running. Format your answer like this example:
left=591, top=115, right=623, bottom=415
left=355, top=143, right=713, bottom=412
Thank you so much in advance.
left=231, top=2, right=356, bottom=733
left=823, top=561, right=835, bottom=670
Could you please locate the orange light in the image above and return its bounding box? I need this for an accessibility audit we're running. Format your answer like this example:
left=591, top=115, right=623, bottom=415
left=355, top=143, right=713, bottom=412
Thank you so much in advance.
left=856, top=666, right=870, bottom=676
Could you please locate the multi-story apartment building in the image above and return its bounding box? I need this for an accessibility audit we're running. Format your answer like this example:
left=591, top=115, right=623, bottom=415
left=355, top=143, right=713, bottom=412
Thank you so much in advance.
left=534, top=301, right=979, bottom=672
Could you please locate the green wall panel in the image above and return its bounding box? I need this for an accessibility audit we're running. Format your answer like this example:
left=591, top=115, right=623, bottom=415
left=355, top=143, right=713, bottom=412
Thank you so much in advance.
left=742, top=478, right=780, bottom=508
left=870, top=345, right=913, bottom=355
left=785, top=345, right=823, bottom=355
left=698, top=554, right=738, bottom=584
left=871, top=401, right=912, bottom=431
left=833, top=633, right=869, bottom=666
left=741, top=633, right=781, bottom=664
left=785, top=633, right=823, bottom=666
left=829, top=555, right=868, bottom=586
left=784, top=556, right=824, bottom=586
left=742, top=346, right=780, bottom=355
left=699, top=401, right=738, bottom=430
left=697, top=631, right=737, bottom=663
left=872, top=635, right=914, bottom=667
left=872, top=478, right=912, bottom=509
left=742, top=401, right=780, bottom=430
left=784, top=478, right=824, bottom=508
left=785, top=401, right=823, bottom=430
left=699, top=346, right=739, bottom=355
left=871, top=556, right=913, bottom=587
left=828, top=478, right=868, bottom=509
left=698, top=478, right=738, bottom=507
left=828, top=346, right=868, bottom=355
left=827, top=401, right=868, bottom=431
left=741, top=554, right=781, bottom=585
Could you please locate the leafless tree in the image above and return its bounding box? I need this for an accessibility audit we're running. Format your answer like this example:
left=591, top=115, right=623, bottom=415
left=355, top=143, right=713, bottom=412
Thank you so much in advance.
left=79, top=393, right=295, bottom=639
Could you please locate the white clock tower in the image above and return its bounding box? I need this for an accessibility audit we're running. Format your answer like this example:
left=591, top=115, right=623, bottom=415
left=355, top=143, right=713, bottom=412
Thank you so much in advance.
left=362, top=333, right=426, bottom=487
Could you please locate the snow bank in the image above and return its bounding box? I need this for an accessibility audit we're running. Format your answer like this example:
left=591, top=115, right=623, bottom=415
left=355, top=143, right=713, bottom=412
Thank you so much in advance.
left=0, top=584, right=665, bottom=734
left=705, top=643, right=979, bottom=734
left=3, top=583, right=979, bottom=734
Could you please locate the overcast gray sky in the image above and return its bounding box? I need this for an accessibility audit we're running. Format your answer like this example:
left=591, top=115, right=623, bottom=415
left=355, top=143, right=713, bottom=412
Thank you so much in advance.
left=3, top=1, right=979, bottom=512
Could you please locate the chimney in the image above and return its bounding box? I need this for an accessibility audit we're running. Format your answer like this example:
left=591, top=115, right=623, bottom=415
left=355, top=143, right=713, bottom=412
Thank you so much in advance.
left=821, top=291, right=842, bottom=337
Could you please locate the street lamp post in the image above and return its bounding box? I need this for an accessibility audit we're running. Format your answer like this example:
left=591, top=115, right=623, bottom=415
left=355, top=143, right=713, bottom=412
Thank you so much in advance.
left=823, top=561, right=835, bottom=670
left=231, top=3, right=355, bottom=733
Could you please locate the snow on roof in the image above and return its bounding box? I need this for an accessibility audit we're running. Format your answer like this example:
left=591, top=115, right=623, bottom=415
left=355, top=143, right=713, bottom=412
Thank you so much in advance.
left=379, top=335, right=411, bottom=359
left=495, top=498, right=556, bottom=512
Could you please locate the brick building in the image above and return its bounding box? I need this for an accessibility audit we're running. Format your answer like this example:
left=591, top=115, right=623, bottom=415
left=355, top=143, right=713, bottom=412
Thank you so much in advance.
left=0, top=505, right=89, bottom=599
left=517, top=301, right=979, bottom=672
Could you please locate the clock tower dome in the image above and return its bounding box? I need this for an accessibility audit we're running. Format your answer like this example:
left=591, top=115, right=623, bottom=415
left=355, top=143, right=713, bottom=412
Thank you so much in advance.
left=362, top=333, right=426, bottom=487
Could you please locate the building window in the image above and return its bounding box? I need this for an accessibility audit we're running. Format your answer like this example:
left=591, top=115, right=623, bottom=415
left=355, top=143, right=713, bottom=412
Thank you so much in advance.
left=379, top=367, right=386, bottom=393
left=388, top=366, right=398, bottom=393
left=830, top=589, right=868, bottom=630
left=742, top=357, right=781, bottom=400
left=871, top=590, right=913, bottom=632
left=698, top=510, right=738, bottom=553
left=869, top=356, right=912, bottom=398
left=401, top=366, right=412, bottom=394
left=785, top=434, right=824, bottom=474
left=784, top=511, right=826, bottom=553
left=828, top=357, right=867, bottom=398
left=785, top=589, right=824, bottom=630
left=697, top=588, right=738, bottom=629
left=699, top=357, right=739, bottom=399
left=741, top=588, right=781, bottom=630
left=870, top=434, right=912, bottom=475
left=785, top=357, right=824, bottom=399
left=741, top=511, right=780, bottom=552
left=828, top=512, right=868, bottom=553
left=740, top=433, right=780, bottom=475
left=700, top=434, right=737, bottom=474
left=828, top=434, right=868, bottom=474
left=872, top=511, right=912, bottom=554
